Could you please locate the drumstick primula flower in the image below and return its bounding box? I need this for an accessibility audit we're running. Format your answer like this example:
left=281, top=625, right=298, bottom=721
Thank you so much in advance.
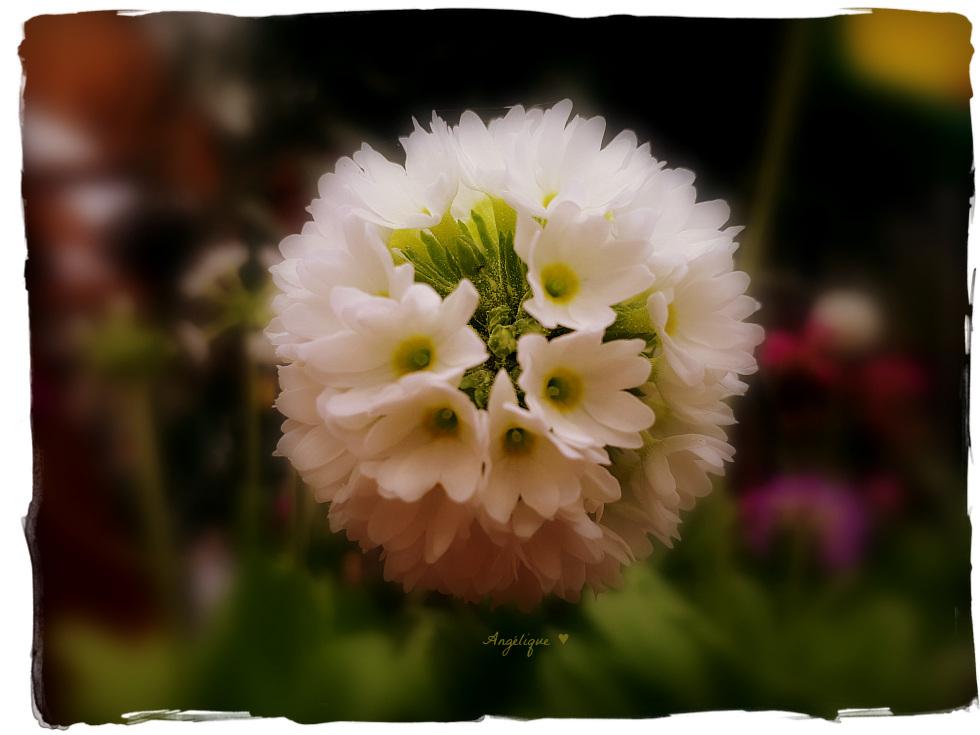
left=269, top=101, right=763, bottom=609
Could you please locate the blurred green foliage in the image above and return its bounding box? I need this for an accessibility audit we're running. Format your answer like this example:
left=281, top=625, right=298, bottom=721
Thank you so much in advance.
left=49, top=483, right=974, bottom=723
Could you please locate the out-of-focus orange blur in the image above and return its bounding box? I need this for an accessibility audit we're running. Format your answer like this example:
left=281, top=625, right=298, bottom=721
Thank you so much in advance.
left=842, top=11, right=972, bottom=103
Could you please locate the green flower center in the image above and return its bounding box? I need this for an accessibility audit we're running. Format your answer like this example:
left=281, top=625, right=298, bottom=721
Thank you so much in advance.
left=502, top=426, right=535, bottom=456
left=388, top=196, right=545, bottom=408
left=540, top=263, right=579, bottom=303
left=385, top=194, right=659, bottom=410
left=425, top=406, right=460, bottom=437
left=392, top=336, right=435, bottom=376
left=544, top=368, right=583, bottom=411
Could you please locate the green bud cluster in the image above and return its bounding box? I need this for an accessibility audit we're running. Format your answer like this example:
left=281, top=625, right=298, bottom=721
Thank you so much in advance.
left=604, top=296, right=659, bottom=352
left=388, top=196, right=526, bottom=327
left=388, top=196, right=544, bottom=408
left=459, top=365, right=495, bottom=408
left=387, top=195, right=660, bottom=410
left=488, top=324, right=516, bottom=359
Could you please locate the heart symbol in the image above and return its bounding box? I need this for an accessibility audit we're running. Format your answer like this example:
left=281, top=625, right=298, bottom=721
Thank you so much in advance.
left=558, top=633, right=568, bottom=645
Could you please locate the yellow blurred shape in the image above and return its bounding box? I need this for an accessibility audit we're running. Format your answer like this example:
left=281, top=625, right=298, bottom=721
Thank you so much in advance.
left=844, top=10, right=972, bottom=102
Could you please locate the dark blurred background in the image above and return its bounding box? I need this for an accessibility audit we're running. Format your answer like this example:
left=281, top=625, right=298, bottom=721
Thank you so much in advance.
left=22, top=9, right=975, bottom=724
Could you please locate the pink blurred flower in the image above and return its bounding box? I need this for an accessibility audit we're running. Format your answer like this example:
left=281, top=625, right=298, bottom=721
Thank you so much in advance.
left=759, top=328, right=840, bottom=386
left=759, top=289, right=883, bottom=385
left=740, top=473, right=870, bottom=570
left=758, top=328, right=841, bottom=433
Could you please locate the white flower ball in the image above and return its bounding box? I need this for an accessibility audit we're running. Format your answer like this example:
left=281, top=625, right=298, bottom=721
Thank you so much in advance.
left=269, top=101, right=763, bottom=609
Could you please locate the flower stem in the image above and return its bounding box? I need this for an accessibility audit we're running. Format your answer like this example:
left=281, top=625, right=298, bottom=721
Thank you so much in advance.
left=238, top=347, right=262, bottom=553
left=282, top=464, right=312, bottom=566
left=739, top=20, right=812, bottom=277
left=294, top=470, right=317, bottom=568
left=127, top=381, right=181, bottom=629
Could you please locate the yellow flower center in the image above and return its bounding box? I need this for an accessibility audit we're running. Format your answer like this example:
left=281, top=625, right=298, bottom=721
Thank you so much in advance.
left=502, top=426, right=536, bottom=456
left=392, top=336, right=435, bottom=376
left=543, top=368, right=583, bottom=411
left=425, top=406, right=460, bottom=437
left=540, top=263, right=579, bottom=304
